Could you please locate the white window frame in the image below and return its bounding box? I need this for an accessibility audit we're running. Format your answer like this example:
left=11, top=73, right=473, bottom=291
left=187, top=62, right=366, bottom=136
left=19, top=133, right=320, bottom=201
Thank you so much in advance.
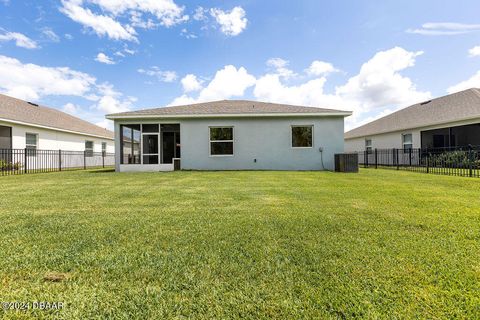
left=291, top=125, right=314, bottom=149
left=25, top=132, right=38, bottom=157
left=209, top=126, right=234, bottom=157
left=85, top=140, right=94, bottom=157
left=365, top=139, right=372, bottom=152
left=402, top=133, right=413, bottom=150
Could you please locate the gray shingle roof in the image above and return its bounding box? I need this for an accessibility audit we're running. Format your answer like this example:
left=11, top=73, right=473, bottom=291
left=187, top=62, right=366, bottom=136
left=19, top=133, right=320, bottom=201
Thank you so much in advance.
left=106, top=100, right=351, bottom=118
left=0, top=94, right=114, bottom=139
left=345, top=88, right=480, bottom=139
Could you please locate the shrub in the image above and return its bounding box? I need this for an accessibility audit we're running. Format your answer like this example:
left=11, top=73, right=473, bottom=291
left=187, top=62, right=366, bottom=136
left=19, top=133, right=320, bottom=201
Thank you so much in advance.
left=0, top=160, right=23, bottom=171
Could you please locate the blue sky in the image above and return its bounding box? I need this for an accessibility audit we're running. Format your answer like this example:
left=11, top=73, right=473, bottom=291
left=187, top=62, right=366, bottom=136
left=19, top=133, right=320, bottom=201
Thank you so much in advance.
left=1, top=0, right=480, bottom=130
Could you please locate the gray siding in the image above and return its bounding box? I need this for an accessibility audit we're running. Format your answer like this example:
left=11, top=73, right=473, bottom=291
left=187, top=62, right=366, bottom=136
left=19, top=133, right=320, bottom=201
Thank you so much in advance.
left=114, top=116, right=345, bottom=171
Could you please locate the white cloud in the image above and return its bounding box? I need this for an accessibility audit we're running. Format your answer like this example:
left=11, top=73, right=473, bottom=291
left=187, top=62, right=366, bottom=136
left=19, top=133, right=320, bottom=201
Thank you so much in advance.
left=168, top=47, right=429, bottom=131
left=447, top=71, right=480, bottom=93
left=60, top=0, right=188, bottom=41
left=0, top=31, right=38, bottom=49
left=181, top=74, right=202, bottom=92
left=42, top=28, right=60, bottom=42
left=306, top=60, right=338, bottom=76
left=95, top=83, right=136, bottom=114
left=60, top=0, right=137, bottom=41
left=0, top=55, right=95, bottom=100
left=0, top=54, right=134, bottom=120
left=64, top=33, right=74, bottom=40
left=266, top=58, right=296, bottom=79
left=169, top=65, right=255, bottom=105
left=138, top=67, right=177, bottom=82
left=180, top=28, right=197, bottom=39
left=336, top=47, right=430, bottom=113
left=63, top=102, right=78, bottom=114
left=210, top=6, right=247, bottom=36
left=95, top=52, right=115, bottom=64
left=198, top=65, right=255, bottom=101
left=468, top=46, right=480, bottom=57
left=407, top=22, right=480, bottom=36
left=193, top=6, right=208, bottom=21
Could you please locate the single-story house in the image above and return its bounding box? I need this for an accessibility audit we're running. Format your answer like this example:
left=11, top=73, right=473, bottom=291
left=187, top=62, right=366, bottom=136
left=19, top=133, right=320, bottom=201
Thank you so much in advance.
left=106, top=100, right=352, bottom=172
left=0, top=93, right=114, bottom=153
left=345, top=88, right=480, bottom=152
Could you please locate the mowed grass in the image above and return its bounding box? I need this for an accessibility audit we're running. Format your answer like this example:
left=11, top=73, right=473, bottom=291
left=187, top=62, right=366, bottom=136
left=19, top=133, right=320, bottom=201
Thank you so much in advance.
left=0, top=169, right=479, bottom=319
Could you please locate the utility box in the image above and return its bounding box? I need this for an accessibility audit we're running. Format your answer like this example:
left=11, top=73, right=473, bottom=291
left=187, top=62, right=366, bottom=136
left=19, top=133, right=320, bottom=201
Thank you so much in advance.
left=335, top=153, right=358, bottom=173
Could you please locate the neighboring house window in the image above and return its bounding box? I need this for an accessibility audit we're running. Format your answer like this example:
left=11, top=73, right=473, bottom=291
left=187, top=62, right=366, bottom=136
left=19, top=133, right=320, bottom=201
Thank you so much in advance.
left=291, top=125, right=313, bottom=148
left=210, top=127, right=234, bottom=156
left=102, top=142, right=107, bottom=154
left=365, top=139, right=372, bottom=153
left=85, top=140, right=94, bottom=157
left=402, top=134, right=413, bottom=150
left=25, top=133, right=38, bottom=156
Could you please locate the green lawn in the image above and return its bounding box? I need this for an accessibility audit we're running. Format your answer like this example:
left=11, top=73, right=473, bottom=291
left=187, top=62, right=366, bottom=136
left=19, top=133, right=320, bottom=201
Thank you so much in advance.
left=1, top=169, right=479, bottom=319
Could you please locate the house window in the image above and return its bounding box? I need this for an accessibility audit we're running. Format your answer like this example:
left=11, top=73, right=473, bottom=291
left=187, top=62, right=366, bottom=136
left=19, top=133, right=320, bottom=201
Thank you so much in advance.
left=291, top=125, right=313, bottom=148
left=85, top=141, right=94, bottom=157
left=210, top=127, right=234, bottom=156
left=102, top=142, right=107, bottom=154
left=402, top=134, right=413, bottom=150
left=365, top=139, right=372, bottom=153
left=121, top=124, right=141, bottom=164
left=25, top=133, right=38, bottom=156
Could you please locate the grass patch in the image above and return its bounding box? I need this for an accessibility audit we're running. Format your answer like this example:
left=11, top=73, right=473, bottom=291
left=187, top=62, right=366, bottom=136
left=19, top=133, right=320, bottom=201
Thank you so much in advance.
left=0, top=169, right=479, bottom=319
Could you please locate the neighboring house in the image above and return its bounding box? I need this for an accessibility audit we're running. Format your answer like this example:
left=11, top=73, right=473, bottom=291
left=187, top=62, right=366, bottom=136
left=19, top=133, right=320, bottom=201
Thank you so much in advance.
left=0, top=93, right=114, bottom=153
left=106, top=100, right=352, bottom=172
left=345, top=88, right=480, bottom=152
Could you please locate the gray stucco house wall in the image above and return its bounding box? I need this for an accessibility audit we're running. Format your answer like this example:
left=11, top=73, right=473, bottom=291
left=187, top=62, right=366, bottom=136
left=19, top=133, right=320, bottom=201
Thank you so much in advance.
left=180, top=116, right=344, bottom=170
left=108, top=100, right=351, bottom=172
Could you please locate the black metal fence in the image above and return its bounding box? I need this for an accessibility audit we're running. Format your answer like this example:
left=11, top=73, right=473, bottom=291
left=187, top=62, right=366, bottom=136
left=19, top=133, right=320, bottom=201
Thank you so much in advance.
left=358, top=147, right=480, bottom=178
left=0, top=149, right=115, bottom=176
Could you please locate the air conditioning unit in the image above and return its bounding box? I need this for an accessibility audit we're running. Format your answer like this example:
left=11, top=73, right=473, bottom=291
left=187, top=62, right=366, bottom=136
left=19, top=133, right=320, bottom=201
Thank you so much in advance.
left=335, top=153, right=359, bottom=173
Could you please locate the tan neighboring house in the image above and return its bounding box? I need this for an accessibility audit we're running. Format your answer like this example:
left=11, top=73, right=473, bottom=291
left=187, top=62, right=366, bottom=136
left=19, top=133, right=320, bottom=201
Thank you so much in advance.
left=345, top=88, right=480, bottom=152
left=0, top=93, right=114, bottom=153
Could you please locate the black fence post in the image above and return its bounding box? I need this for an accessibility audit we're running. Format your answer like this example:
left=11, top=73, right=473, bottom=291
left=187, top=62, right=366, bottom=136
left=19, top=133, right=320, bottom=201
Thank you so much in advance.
left=426, top=152, right=429, bottom=173
left=469, top=149, right=473, bottom=177
left=102, top=152, right=105, bottom=168
left=83, top=150, right=86, bottom=170
left=409, top=148, right=412, bottom=166
left=365, top=150, right=368, bottom=168
left=24, top=148, right=27, bottom=174
left=374, top=148, right=378, bottom=169
left=396, top=148, right=399, bottom=170
left=59, top=149, right=62, bottom=171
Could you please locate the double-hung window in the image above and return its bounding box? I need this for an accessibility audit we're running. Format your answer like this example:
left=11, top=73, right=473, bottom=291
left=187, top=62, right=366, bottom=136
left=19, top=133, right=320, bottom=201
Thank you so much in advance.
left=365, top=139, right=372, bottom=153
left=210, top=127, right=234, bottom=156
left=102, top=142, right=107, bottom=155
left=25, top=133, right=38, bottom=156
left=402, top=134, right=413, bottom=150
left=291, top=125, right=313, bottom=148
left=85, top=140, right=94, bottom=157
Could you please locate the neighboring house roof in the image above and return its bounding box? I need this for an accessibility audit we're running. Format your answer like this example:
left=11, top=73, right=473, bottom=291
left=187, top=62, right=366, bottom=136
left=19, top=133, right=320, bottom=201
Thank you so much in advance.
left=345, top=88, right=480, bottom=140
left=106, top=100, right=352, bottom=119
left=0, top=93, right=114, bottom=139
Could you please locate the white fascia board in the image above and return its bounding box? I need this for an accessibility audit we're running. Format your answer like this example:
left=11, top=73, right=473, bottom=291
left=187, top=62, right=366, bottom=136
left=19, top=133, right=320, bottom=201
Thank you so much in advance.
left=106, top=112, right=353, bottom=120
left=0, top=118, right=114, bottom=140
